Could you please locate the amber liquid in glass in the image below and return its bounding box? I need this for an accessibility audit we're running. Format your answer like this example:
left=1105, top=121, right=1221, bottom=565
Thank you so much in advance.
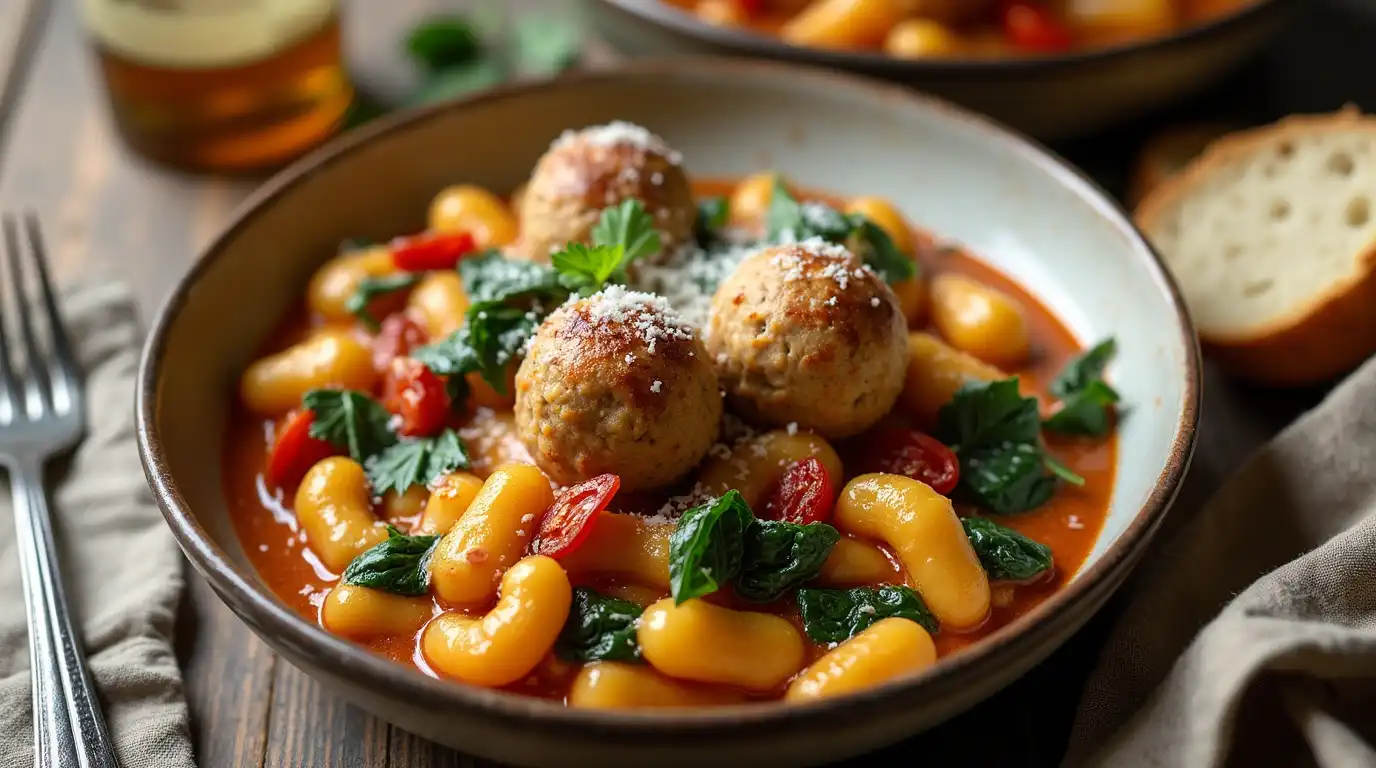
left=90, top=12, right=352, bottom=172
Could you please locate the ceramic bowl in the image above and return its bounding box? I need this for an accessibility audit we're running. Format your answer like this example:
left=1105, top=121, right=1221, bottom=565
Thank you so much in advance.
left=137, top=59, right=1199, bottom=767
left=587, top=0, right=1297, bottom=139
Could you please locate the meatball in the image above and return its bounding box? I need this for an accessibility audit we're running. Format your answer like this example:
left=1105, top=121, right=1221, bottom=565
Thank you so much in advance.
left=514, top=286, right=721, bottom=492
left=518, top=122, right=696, bottom=262
left=707, top=240, right=908, bottom=438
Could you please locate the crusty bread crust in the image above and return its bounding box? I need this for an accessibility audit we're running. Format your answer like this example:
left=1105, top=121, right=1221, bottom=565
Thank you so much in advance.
left=1136, top=107, right=1376, bottom=386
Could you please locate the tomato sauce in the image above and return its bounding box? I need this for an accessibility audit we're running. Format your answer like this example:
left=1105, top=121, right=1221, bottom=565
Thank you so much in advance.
left=221, top=180, right=1116, bottom=701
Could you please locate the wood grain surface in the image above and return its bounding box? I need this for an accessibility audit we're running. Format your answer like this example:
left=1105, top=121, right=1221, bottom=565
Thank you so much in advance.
left=0, top=0, right=1361, bottom=764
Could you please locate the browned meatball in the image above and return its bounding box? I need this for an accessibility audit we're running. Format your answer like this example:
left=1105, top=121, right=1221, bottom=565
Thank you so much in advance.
left=706, top=240, right=908, bottom=438
left=514, top=286, right=722, bottom=492
left=518, top=122, right=696, bottom=262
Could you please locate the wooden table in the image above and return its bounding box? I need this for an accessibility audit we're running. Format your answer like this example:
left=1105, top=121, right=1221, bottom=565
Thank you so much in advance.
left=0, top=0, right=1363, bottom=764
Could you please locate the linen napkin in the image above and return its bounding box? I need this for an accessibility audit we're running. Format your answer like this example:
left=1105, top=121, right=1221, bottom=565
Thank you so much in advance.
left=1065, top=356, right=1376, bottom=767
left=0, top=281, right=192, bottom=767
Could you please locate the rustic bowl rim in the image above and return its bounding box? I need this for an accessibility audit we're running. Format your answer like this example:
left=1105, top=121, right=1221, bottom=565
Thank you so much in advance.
left=136, top=57, right=1200, bottom=734
left=591, top=0, right=1291, bottom=75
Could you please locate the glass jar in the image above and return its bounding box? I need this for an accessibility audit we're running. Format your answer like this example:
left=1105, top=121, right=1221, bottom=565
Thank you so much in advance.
left=81, top=0, right=354, bottom=172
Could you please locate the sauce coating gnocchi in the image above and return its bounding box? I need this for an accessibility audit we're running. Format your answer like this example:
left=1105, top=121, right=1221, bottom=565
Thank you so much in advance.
left=224, top=153, right=1115, bottom=708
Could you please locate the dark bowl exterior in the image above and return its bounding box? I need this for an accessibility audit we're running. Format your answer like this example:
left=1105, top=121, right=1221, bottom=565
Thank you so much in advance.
left=587, top=0, right=1297, bottom=139
left=136, top=59, right=1200, bottom=766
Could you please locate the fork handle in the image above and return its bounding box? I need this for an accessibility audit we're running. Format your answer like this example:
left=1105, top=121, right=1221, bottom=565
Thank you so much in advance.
left=9, top=457, right=120, bottom=768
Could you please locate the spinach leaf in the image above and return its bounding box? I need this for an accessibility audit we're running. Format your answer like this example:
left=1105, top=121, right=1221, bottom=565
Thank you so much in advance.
left=342, top=525, right=440, bottom=595
left=1050, top=338, right=1117, bottom=399
left=405, top=16, right=482, bottom=72
left=303, top=389, right=396, bottom=462
left=797, top=585, right=939, bottom=643
left=345, top=273, right=421, bottom=330
left=765, top=179, right=851, bottom=243
left=936, top=378, right=1081, bottom=514
left=1044, top=339, right=1121, bottom=439
left=695, top=196, right=729, bottom=244
left=851, top=218, right=917, bottom=283
left=668, top=490, right=753, bottom=604
left=962, top=444, right=1059, bottom=515
left=1044, top=379, right=1120, bottom=437
left=365, top=428, right=471, bottom=497
left=412, top=302, right=540, bottom=394
left=937, top=377, right=1042, bottom=448
left=962, top=516, right=1053, bottom=582
left=735, top=521, right=840, bottom=603
left=764, top=180, right=915, bottom=283
left=458, top=249, right=563, bottom=305
left=556, top=587, right=644, bottom=663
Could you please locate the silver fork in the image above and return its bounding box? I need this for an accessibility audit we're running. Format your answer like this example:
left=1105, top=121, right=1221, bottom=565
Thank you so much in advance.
left=0, top=214, right=119, bottom=768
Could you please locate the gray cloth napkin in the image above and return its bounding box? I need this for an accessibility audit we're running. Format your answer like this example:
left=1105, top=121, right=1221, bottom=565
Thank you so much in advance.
left=0, top=282, right=191, bottom=767
left=1065, top=356, right=1376, bottom=767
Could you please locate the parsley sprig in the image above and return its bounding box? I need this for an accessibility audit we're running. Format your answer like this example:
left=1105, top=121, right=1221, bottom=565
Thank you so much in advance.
left=412, top=200, right=661, bottom=407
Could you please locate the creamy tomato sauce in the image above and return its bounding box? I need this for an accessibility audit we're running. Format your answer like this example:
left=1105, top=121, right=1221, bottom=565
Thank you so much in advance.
left=222, top=180, right=1115, bottom=701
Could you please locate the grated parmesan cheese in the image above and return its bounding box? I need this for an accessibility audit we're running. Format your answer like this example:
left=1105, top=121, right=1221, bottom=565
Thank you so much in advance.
left=579, top=285, right=695, bottom=353
left=552, top=121, right=683, bottom=165
left=651, top=380, right=662, bottom=393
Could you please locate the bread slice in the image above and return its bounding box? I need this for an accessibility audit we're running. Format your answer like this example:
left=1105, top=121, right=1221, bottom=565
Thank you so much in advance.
left=1136, top=108, right=1376, bottom=386
left=1126, top=121, right=1237, bottom=209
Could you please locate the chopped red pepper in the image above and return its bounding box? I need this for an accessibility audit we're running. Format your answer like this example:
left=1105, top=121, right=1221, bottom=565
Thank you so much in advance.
left=389, top=230, right=478, bottom=272
left=381, top=357, right=450, bottom=437
left=371, top=313, right=429, bottom=373
left=863, top=428, right=960, bottom=496
left=1001, top=1, right=1073, bottom=52
left=267, top=410, right=336, bottom=488
left=534, top=474, right=620, bottom=558
left=761, top=458, right=836, bottom=525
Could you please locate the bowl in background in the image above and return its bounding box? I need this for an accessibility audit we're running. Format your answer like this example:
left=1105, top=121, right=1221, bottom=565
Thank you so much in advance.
left=137, top=59, right=1199, bottom=766
left=586, top=0, right=1297, bottom=139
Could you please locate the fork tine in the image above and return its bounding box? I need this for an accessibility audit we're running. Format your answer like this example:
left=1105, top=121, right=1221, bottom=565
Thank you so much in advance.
left=3, top=215, right=52, bottom=418
left=0, top=218, right=21, bottom=423
left=23, top=214, right=77, bottom=414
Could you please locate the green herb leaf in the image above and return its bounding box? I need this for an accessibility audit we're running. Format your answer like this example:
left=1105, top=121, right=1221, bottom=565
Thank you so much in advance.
left=591, top=199, right=662, bottom=269
left=797, top=585, right=939, bottom=643
left=342, top=525, right=439, bottom=595
left=735, top=521, right=840, bottom=603
left=458, top=250, right=564, bottom=305
left=851, top=217, right=917, bottom=283
left=668, top=490, right=754, bottom=604
left=303, top=390, right=396, bottom=462
left=412, top=303, right=539, bottom=394
left=1051, top=338, right=1117, bottom=399
left=765, top=179, right=852, bottom=243
left=405, top=16, right=482, bottom=72
left=962, top=517, right=1053, bottom=582
left=512, top=16, right=582, bottom=76
left=1043, top=452, right=1085, bottom=487
left=764, top=180, right=914, bottom=283
left=695, top=196, right=729, bottom=245
left=365, top=428, right=472, bottom=497
left=936, top=378, right=1071, bottom=515
left=556, top=587, right=643, bottom=663
left=345, top=273, right=422, bottom=330
left=552, top=243, right=626, bottom=295
left=410, top=58, right=506, bottom=106
left=1044, top=380, right=1120, bottom=437
left=937, top=377, right=1043, bottom=450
